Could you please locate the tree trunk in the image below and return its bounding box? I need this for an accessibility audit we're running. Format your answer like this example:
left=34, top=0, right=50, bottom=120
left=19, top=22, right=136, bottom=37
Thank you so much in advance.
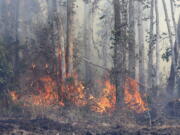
left=66, top=0, right=74, bottom=76
left=155, top=0, right=160, bottom=95
left=128, top=0, right=136, bottom=79
left=50, top=0, right=66, bottom=101
left=137, top=1, right=145, bottom=91
left=83, top=0, right=93, bottom=85
left=170, top=0, right=179, bottom=94
left=176, top=17, right=180, bottom=96
left=148, top=0, right=155, bottom=91
left=113, top=0, right=127, bottom=106
left=162, top=0, right=176, bottom=94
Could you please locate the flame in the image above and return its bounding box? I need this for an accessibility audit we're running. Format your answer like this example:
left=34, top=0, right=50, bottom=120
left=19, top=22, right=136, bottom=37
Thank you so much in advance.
left=28, top=76, right=63, bottom=106
left=124, top=77, right=149, bottom=113
left=10, top=62, right=148, bottom=114
left=9, top=91, right=19, bottom=101
left=91, top=80, right=116, bottom=113
left=63, top=73, right=87, bottom=106
left=23, top=73, right=86, bottom=107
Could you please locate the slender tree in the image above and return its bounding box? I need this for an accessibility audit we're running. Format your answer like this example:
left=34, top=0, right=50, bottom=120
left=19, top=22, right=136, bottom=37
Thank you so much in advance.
left=155, top=0, right=160, bottom=95
left=83, top=0, right=93, bottom=84
left=176, top=17, right=180, bottom=95
left=170, top=0, right=179, bottom=94
left=137, top=0, right=145, bottom=91
left=113, top=0, right=127, bottom=106
left=128, top=0, right=136, bottom=79
left=49, top=0, right=66, bottom=101
left=66, top=0, right=75, bottom=76
left=162, top=0, right=176, bottom=93
left=148, top=0, right=155, bottom=90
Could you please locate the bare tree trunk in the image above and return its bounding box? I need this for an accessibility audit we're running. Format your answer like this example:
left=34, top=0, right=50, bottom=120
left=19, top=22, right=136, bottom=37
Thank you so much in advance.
left=137, top=1, right=145, bottom=91
left=13, top=0, right=20, bottom=81
left=162, top=0, right=176, bottom=94
left=148, top=0, right=155, bottom=91
left=170, top=0, right=177, bottom=33
left=66, top=0, right=74, bottom=76
left=50, top=0, right=66, bottom=101
left=170, top=0, right=179, bottom=94
left=155, top=0, right=160, bottom=96
left=128, top=0, right=136, bottom=79
left=113, top=0, right=127, bottom=106
left=83, top=0, right=92, bottom=85
left=176, top=17, right=180, bottom=96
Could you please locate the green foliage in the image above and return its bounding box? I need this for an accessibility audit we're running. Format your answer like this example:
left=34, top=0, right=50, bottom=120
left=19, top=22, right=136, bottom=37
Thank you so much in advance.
left=162, top=48, right=172, bottom=62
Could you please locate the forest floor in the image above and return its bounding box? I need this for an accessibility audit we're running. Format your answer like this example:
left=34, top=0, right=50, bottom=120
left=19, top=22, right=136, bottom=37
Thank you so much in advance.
left=1, top=116, right=180, bottom=135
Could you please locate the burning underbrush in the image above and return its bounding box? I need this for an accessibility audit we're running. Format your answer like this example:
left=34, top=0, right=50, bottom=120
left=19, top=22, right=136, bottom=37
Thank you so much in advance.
left=9, top=73, right=149, bottom=115
left=124, top=77, right=149, bottom=113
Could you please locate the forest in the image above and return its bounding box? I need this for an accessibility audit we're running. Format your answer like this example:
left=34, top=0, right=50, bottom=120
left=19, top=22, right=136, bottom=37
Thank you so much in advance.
left=0, top=0, right=180, bottom=134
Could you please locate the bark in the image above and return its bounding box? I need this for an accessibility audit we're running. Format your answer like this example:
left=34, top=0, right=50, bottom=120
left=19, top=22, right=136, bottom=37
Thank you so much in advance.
left=176, top=17, right=180, bottom=95
left=170, top=0, right=179, bottom=94
left=50, top=0, right=66, bottom=101
left=113, top=0, right=127, bottom=106
left=57, top=1, right=66, bottom=81
left=66, top=0, right=75, bottom=76
left=155, top=0, right=160, bottom=95
left=148, top=0, right=155, bottom=90
left=83, top=0, right=93, bottom=84
left=170, top=0, right=177, bottom=33
left=162, top=0, right=176, bottom=93
left=128, top=0, right=136, bottom=79
left=14, top=0, right=20, bottom=78
left=137, top=1, right=145, bottom=91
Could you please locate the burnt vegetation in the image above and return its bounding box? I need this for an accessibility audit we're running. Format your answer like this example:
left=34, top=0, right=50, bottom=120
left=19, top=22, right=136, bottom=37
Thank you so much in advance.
left=0, top=0, right=180, bottom=134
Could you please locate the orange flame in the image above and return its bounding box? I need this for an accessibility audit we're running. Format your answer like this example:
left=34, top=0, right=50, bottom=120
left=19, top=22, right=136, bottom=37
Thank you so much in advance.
left=9, top=91, right=19, bottom=101
left=91, top=80, right=116, bottom=113
left=9, top=66, right=148, bottom=114
left=63, top=73, right=87, bottom=106
left=23, top=73, right=86, bottom=107
left=28, top=76, right=63, bottom=106
left=124, top=77, right=149, bottom=113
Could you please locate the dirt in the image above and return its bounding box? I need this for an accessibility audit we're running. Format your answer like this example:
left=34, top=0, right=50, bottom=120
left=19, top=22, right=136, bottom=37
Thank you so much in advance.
left=0, top=117, right=180, bottom=135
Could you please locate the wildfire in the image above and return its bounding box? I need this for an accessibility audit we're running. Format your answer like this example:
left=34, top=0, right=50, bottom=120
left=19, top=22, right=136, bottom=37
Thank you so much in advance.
left=9, top=71, right=148, bottom=114
left=63, top=73, right=87, bottom=106
left=22, top=73, right=86, bottom=107
left=90, top=80, right=116, bottom=113
left=28, top=76, right=62, bottom=106
left=124, top=77, right=149, bottom=113
left=9, top=91, right=19, bottom=101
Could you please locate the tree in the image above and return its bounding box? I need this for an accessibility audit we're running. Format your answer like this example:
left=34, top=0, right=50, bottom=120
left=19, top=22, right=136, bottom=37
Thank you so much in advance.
left=148, top=0, right=155, bottom=91
left=137, top=0, right=145, bottom=91
left=155, top=0, right=160, bottom=95
left=47, top=0, right=66, bottom=101
left=162, top=0, right=176, bottom=94
left=113, top=0, right=127, bottom=106
left=175, top=17, right=180, bottom=95
left=128, top=0, right=136, bottom=79
left=167, top=0, right=179, bottom=94
left=66, top=0, right=75, bottom=76
left=83, top=0, right=93, bottom=84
